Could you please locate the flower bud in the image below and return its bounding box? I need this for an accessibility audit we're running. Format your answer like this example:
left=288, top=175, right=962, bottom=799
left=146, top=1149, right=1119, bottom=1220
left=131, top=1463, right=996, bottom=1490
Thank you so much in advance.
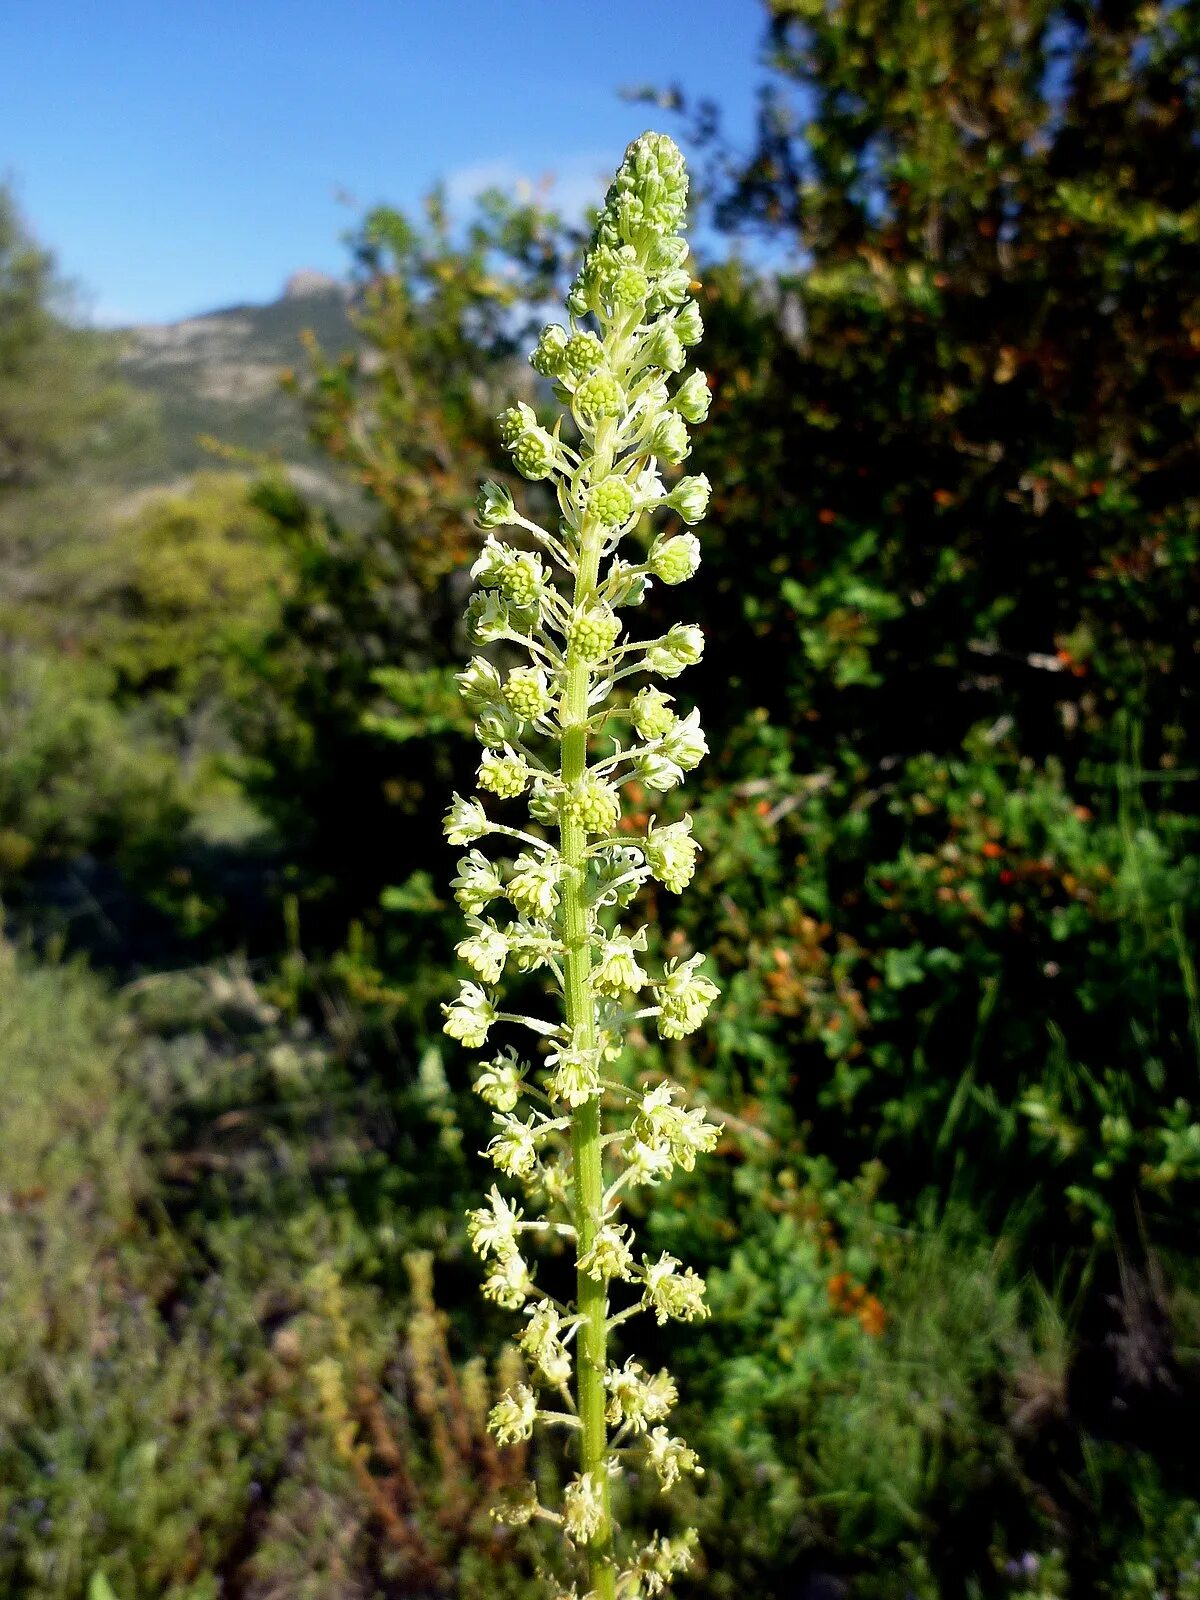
left=644, top=320, right=685, bottom=374
left=611, top=261, right=649, bottom=306
left=644, top=815, right=700, bottom=893
left=646, top=233, right=689, bottom=273
left=656, top=267, right=692, bottom=306
left=565, top=772, right=621, bottom=835
left=497, top=402, right=536, bottom=447
left=503, top=665, right=552, bottom=721
left=648, top=410, right=691, bottom=464
left=649, top=532, right=701, bottom=585
left=573, top=371, right=625, bottom=421
left=667, top=473, right=710, bottom=524
left=456, top=655, right=503, bottom=711
left=530, top=323, right=569, bottom=377
left=511, top=427, right=557, bottom=481
left=645, top=622, right=704, bottom=677
left=563, top=330, right=604, bottom=377
left=475, top=479, right=515, bottom=529
left=567, top=603, right=621, bottom=662
left=673, top=369, right=711, bottom=424
left=631, top=686, right=676, bottom=741
left=586, top=476, right=635, bottom=527
left=674, top=300, right=704, bottom=347
left=478, top=747, right=531, bottom=800
left=661, top=706, right=708, bottom=770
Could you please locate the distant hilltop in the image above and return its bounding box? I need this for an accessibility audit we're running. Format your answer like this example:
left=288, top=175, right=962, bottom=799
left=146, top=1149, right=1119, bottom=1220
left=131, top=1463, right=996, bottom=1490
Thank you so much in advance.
left=281, top=269, right=346, bottom=300
left=116, top=274, right=357, bottom=504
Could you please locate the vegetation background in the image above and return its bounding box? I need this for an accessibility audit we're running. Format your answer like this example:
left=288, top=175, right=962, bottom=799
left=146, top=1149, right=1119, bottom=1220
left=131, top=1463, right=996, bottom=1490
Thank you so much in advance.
left=1, top=1, right=1198, bottom=1595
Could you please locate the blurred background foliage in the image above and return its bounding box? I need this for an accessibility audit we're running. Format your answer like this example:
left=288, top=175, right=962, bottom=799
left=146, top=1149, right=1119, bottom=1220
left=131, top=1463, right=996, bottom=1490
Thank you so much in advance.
left=1, top=0, right=1198, bottom=1595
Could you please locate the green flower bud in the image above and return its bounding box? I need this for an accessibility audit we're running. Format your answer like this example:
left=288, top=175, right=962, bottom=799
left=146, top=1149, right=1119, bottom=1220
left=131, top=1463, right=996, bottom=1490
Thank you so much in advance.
left=644, top=320, right=685, bottom=374
left=478, top=747, right=531, bottom=800
left=656, top=267, right=693, bottom=306
left=503, top=665, right=552, bottom=721
left=568, top=603, right=621, bottom=662
left=649, top=532, right=701, bottom=585
left=573, top=370, right=625, bottom=421
left=475, top=701, right=524, bottom=750
left=476, top=479, right=515, bottom=529
left=496, top=552, right=545, bottom=607
left=674, top=300, right=704, bottom=347
left=611, top=261, right=650, bottom=306
left=648, top=410, right=691, bottom=464
left=673, top=369, right=712, bottom=424
left=566, top=772, right=621, bottom=835
left=530, top=323, right=569, bottom=377
left=605, top=558, right=649, bottom=608
left=511, top=427, right=557, bottom=481
left=631, top=686, right=676, bottom=741
left=563, top=330, right=604, bottom=377
left=587, top=476, right=635, bottom=526
left=645, top=622, right=704, bottom=677
left=457, top=655, right=504, bottom=711
left=497, top=402, right=536, bottom=447
left=667, top=473, right=710, bottom=524
left=646, top=234, right=689, bottom=273
left=660, top=706, right=707, bottom=770
left=644, top=815, right=700, bottom=893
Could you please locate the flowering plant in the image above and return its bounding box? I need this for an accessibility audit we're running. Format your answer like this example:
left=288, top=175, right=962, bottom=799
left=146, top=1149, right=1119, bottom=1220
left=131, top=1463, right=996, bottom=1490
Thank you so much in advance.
left=442, top=132, right=720, bottom=1600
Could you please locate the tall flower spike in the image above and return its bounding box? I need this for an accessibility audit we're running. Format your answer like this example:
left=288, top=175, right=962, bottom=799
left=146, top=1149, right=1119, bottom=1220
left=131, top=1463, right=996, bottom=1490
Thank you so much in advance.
left=442, top=131, right=719, bottom=1600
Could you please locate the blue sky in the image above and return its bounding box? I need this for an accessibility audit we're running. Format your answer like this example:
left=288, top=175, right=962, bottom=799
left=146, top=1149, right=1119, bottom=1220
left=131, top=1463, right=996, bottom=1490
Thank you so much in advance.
left=1, top=0, right=770, bottom=325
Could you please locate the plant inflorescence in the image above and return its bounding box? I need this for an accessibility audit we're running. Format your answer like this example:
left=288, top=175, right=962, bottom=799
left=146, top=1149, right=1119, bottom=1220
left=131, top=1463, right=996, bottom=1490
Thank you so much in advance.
left=441, top=131, right=721, bottom=1599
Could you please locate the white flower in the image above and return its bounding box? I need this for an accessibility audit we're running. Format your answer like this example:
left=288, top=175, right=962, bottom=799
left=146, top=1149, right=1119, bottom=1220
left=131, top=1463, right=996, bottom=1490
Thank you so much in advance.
left=478, top=746, right=530, bottom=800
left=591, top=929, right=649, bottom=997
left=640, top=1252, right=710, bottom=1325
left=466, top=1185, right=523, bottom=1260
left=578, top=1223, right=634, bottom=1282
left=546, top=1033, right=600, bottom=1107
left=451, top=850, right=504, bottom=914
left=630, top=686, right=677, bottom=741
left=482, top=1249, right=533, bottom=1309
left=649, top=532, right=701, bottom=585
left=443, top=793, right=488, bottom=846
left=656, top=953, right=719, bottom=1039
left=604, top=1358, right=677, bottom=1433
left=507, top=851, right=562, bottom=919
left=633, top=1081, right=722, bottom=1172
left=474, top=1047, right=527, bottom=1112
left=485, top=1113, right=543, bottom=1180
left=646, top=1426, right=702, bottom=1491
left=660, top=707, right=707, bottom=771
left=643, top=815, right=700, bottom=893
left=520, top=1299, right=573, bottom=1387
left=489, top=1384, right=537, bottom=1444
left=442, top=981, right=496, bottom=1049
left=456, top=919, right=509, bottom=984
left=563, top=1471, right=606, bottom=1544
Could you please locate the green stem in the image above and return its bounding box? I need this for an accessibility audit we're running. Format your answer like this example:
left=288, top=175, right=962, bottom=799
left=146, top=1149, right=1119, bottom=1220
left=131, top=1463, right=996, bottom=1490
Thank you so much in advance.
left=560, top=425, right=617, bottom=1597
